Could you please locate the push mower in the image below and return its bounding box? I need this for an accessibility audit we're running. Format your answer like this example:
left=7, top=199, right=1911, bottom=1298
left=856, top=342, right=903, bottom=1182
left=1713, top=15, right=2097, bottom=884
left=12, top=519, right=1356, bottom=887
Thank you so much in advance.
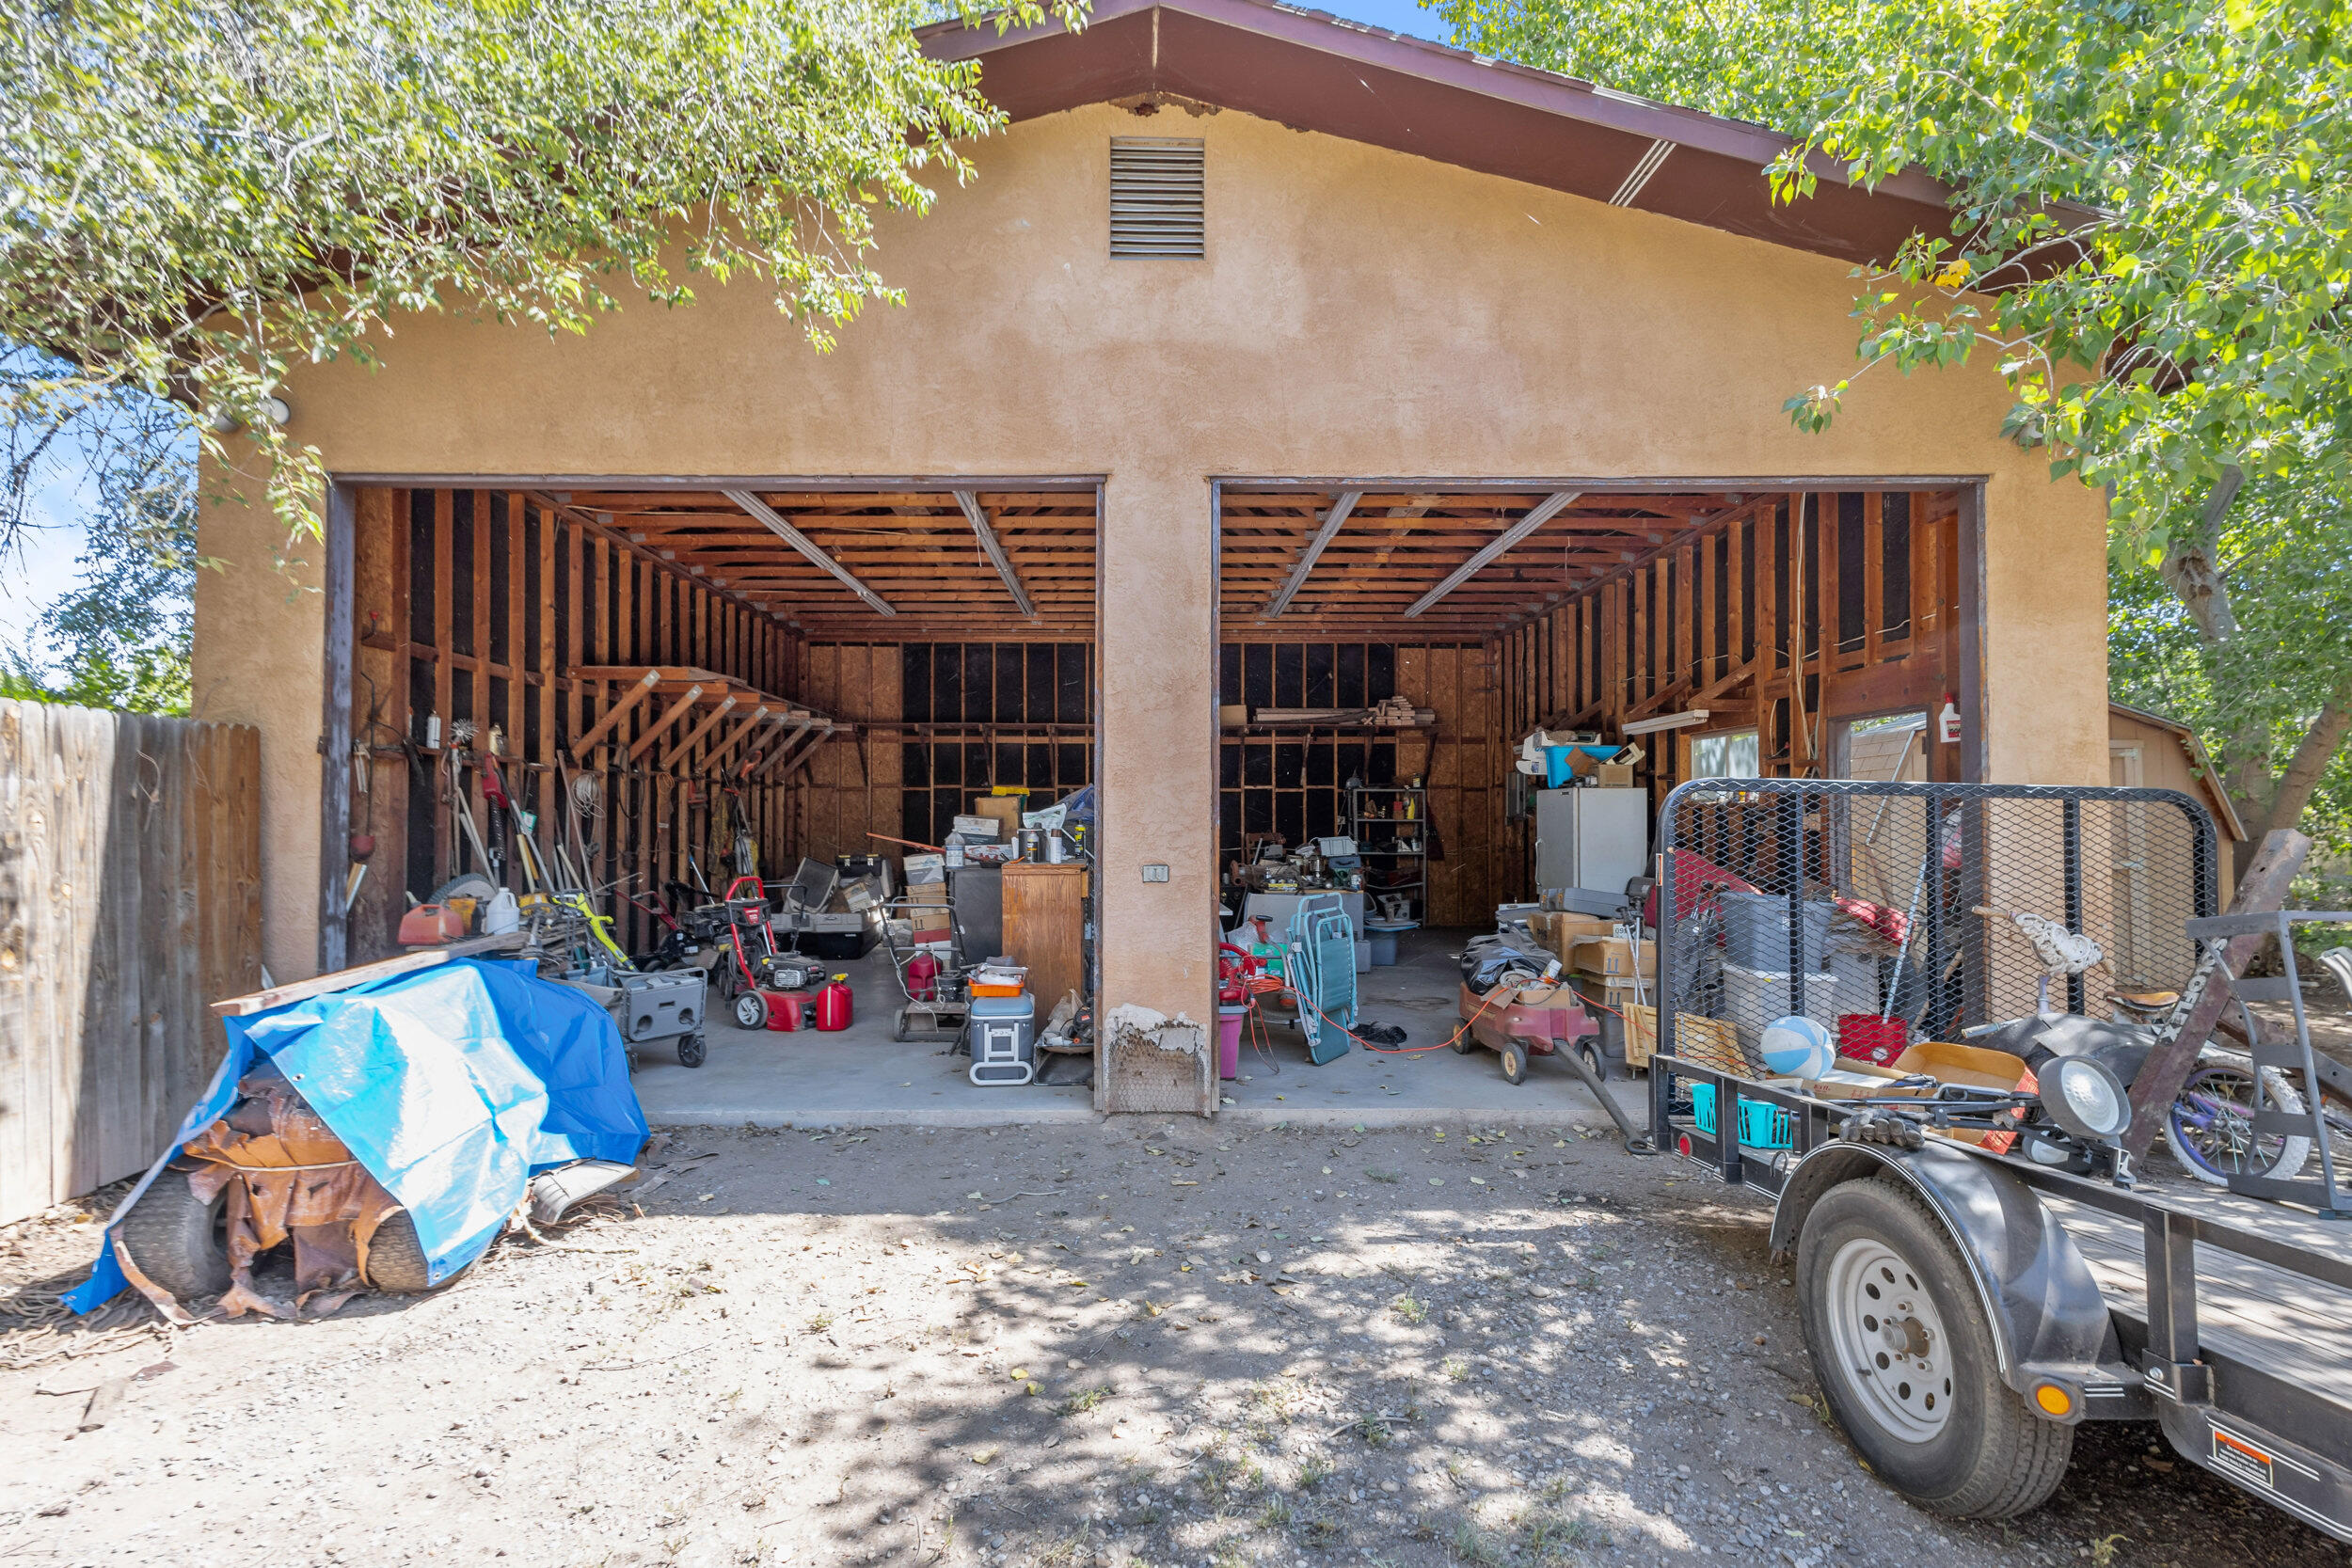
left=719, top=874, right=825, bottom=1028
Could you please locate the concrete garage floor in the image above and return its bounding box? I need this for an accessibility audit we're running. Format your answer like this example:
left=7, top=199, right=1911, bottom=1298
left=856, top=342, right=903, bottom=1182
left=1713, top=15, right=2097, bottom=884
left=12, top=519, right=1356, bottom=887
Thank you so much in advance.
left=1218, top=926, right=1646, bottom=1129
left=630, top=925, right=1645, bottom=1131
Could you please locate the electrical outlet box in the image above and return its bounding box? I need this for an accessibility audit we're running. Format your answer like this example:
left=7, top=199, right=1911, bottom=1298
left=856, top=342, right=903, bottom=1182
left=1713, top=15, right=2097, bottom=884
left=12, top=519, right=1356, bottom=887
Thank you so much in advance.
left=1140, top=863, right=1170, bottom=883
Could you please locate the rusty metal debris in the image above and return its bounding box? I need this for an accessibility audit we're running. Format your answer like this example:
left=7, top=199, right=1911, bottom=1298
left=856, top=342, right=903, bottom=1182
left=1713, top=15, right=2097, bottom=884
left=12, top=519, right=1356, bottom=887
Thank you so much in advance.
left=179, top=1062, right=402, bottom=1319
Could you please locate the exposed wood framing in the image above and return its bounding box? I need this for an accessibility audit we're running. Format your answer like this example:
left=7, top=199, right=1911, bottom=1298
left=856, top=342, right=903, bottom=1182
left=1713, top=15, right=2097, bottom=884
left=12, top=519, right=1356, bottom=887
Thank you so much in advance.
left=723, top=488, right=898, bottom=619
left=1260, top=490, right=1360, bottom=619
left=345, top=488, right=813, bottom=962
left=952, top=489, right=1037, bottom=619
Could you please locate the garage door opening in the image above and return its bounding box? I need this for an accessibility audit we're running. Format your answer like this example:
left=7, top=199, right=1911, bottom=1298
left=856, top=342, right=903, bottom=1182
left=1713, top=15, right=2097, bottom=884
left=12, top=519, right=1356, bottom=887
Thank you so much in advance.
left=336, top=479, right=1101, bottom=1120
left=1211, top=481, right=1971, bottom=1115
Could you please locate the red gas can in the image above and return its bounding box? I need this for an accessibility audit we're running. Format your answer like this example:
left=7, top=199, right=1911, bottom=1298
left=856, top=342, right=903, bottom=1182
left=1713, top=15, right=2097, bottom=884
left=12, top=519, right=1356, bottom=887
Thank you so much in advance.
left=905, top=951, right=940, bottom=1002
left=815, top=975, right=855, bottom=1032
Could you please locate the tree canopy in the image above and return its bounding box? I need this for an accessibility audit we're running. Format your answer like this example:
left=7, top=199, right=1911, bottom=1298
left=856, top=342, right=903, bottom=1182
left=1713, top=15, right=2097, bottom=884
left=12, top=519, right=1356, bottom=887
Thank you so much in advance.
left=1438, top=0, right=2352, bottom=865
left=0, top=0, right=1073, bottom=551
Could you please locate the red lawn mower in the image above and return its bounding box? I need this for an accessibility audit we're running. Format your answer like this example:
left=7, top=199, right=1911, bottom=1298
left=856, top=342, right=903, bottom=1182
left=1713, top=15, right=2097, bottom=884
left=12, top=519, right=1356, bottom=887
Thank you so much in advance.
left=717, top=875, right=826, bottom=1029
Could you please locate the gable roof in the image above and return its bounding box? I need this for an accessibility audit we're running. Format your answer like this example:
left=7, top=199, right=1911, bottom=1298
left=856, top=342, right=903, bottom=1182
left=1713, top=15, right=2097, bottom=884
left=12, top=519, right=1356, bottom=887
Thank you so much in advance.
left=924, top=0, right=1958, bottom=266
left=2109, top=700, right=2247, bottom=841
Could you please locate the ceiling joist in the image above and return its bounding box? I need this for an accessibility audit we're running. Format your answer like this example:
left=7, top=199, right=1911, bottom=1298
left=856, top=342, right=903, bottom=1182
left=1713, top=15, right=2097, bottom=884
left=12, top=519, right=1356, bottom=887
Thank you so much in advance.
left=953, top=489, right=1037, bottom=619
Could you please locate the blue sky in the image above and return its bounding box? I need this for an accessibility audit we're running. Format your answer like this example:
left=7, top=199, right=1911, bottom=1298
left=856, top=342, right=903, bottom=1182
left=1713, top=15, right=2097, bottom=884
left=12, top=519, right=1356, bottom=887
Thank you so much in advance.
left=1318, top=0, right=1451, bottom=40
left=0, top=0, right=1458, bottom=658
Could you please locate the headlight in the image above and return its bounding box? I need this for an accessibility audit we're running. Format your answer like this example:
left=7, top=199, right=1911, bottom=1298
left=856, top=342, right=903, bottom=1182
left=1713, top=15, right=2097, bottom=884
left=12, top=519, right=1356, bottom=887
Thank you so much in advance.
left=2040, top=1055, right=2132, bottom=1140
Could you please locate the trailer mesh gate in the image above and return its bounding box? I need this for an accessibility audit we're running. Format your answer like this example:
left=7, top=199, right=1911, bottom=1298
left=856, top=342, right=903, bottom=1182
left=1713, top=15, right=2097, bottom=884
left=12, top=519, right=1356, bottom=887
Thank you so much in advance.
left=1654, top=781, right=2220, bottom=1073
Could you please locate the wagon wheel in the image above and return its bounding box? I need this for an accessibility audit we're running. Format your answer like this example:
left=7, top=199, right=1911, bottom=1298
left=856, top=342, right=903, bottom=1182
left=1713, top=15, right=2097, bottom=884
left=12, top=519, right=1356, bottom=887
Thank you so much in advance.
left=1498, top=1038, right=1530, bottom=1085
left=1451, top=1017, right=1476, bottom=1054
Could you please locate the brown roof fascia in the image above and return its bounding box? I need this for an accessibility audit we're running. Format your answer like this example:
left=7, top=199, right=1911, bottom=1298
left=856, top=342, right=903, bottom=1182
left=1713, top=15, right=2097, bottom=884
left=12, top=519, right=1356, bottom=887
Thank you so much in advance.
left=923, top=0, right=1959, bottom=266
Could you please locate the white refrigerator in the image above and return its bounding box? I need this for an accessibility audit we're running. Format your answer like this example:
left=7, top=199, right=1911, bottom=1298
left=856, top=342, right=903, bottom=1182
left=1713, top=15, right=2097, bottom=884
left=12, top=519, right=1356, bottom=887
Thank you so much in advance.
left=1534, top=787, right=1649, bottom=898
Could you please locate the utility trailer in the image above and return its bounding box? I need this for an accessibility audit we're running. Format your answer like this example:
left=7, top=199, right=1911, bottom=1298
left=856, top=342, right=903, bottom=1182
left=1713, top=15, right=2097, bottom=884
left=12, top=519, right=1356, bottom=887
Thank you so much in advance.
left=1645, top=779, right=2352, bottom=1536
left=1650, top=1056, right=2352, bottom=1537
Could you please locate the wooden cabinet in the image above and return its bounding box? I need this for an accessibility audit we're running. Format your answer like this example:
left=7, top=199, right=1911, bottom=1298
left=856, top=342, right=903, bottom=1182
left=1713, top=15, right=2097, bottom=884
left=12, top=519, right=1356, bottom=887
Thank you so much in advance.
left=1001, top=863, right=1089, bottom=1011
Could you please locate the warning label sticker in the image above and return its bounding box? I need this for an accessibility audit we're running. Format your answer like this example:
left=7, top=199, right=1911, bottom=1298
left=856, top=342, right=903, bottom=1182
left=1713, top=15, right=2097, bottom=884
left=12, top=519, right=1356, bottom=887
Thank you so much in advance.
left=2211, top=1427, right=2277, bottom=1490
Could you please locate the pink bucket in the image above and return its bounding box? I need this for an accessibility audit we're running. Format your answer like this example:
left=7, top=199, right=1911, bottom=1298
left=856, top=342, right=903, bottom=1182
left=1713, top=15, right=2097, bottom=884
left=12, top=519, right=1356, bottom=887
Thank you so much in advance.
left=1217, top=1006, right=1248, bottom=1080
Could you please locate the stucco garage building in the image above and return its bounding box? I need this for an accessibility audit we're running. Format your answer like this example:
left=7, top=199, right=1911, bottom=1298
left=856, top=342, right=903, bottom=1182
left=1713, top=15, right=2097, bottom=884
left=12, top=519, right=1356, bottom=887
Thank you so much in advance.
left=195, top=0, right=2109, bottom=1112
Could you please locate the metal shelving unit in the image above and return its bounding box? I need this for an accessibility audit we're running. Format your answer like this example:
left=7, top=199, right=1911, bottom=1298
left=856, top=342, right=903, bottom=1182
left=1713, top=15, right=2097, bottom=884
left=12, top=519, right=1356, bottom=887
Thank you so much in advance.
left=1346, top=784, right=1427, bottom=919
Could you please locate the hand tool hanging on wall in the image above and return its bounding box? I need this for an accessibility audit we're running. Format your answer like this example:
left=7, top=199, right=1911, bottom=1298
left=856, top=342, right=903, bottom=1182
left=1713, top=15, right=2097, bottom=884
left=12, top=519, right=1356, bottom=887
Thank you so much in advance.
left=443, top=724, right=499, bottom=884
left=479, top=733, right=550, bottom=895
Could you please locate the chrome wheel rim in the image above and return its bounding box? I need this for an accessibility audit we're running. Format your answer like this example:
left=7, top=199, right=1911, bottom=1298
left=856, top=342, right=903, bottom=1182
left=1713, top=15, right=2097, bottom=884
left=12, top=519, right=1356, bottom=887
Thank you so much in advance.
left=1825, top=1236, right=1953, bottom=1442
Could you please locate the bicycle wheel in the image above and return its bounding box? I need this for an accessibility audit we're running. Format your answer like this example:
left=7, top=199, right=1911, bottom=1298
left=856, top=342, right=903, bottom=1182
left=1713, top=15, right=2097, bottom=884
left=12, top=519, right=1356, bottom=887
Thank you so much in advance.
left=2164, top=1053, right=2311, bottom=1185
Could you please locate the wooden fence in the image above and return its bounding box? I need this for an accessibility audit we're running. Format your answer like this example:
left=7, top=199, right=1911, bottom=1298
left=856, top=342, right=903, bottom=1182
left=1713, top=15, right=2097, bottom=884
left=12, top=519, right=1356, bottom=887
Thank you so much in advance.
left=0, top=701, right=262, bottom=1225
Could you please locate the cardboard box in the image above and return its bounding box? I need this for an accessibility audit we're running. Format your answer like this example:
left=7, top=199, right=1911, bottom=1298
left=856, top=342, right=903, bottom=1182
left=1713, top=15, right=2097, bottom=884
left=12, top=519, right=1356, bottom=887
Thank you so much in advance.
left=907, top=881, right=949, bottom=907
left=910, top=907, right=953, bottom=935
left=1535, top=912, right=1616, bottom=964
left=1570, top=935, right=1656, bottom=978
left=973, top=796, right=1024, bottom=833
left=1219, top=704, right=1250, bottom=727
left=1594, top=762, right=1636, bottom=787
left=951, top=814, right=1001, bottom=841
left=1805, top=1040, right=2031, bottom=1101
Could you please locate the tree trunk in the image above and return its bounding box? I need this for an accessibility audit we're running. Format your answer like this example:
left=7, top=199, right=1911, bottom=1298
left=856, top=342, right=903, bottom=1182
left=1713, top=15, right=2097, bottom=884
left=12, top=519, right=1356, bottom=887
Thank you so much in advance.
left=2239, top=667, right=2352, bottom=854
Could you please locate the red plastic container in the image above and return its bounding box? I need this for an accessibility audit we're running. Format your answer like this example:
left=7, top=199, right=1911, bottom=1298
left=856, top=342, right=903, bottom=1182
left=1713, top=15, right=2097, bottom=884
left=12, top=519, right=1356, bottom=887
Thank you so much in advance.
left=906, top=950, right=940, bottom=1002
left=815, top=976, right=855, bottom=1032
left=1837, top=1013, right=1908, bottom=1066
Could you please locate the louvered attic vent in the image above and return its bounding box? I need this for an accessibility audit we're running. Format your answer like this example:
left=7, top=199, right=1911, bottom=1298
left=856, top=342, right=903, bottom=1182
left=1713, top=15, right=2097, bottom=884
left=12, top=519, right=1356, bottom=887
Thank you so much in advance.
left=1109, top=138, right=1205, bottom=258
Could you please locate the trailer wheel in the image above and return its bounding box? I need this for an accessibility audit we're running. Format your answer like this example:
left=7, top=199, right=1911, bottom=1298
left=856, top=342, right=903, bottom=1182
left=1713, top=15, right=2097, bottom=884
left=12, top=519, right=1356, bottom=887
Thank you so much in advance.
left=1498, top=1039, right=1529, bottom=1085
left=734, top=990, right=769, bottom=1030
left=1797, top=1178, right=2073, bottom=1519
left=116, top=1167, right=230, bottom=1301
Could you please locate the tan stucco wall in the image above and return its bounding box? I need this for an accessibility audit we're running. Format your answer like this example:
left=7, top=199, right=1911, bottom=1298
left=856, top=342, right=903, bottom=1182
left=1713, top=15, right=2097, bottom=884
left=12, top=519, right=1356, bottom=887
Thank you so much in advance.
left=196, top=100, right=2108, bottom=1004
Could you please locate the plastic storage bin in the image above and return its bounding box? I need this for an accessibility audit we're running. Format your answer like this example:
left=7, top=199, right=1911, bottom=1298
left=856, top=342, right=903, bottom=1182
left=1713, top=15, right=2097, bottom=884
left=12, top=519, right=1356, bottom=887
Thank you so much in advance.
left=1690, top=1082, right=1795, bottom=1148
left=1720, top=962, right=1840, bottom=1051
left=1718, top=891, right=1836, bottom=972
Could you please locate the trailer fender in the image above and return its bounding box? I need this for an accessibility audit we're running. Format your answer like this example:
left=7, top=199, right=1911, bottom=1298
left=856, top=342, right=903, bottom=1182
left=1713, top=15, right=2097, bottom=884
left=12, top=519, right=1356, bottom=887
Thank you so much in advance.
left=1770, top=1141, right=2122, bottom=1413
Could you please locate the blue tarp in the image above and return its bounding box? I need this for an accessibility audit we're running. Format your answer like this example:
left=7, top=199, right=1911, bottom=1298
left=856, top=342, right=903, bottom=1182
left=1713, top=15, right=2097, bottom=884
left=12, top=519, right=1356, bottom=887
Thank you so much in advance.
left=66, top=958, right=644, bottom=1312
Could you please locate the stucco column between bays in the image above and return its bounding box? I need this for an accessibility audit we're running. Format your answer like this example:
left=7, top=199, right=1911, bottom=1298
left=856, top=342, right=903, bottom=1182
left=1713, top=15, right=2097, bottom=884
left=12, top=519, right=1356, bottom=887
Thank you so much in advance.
left=1091, top=470, right=1221, bottom=1063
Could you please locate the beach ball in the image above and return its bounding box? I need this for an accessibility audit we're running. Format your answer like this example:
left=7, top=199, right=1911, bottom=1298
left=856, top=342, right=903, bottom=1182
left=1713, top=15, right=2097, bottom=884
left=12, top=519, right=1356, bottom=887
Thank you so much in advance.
left=1759, top=1015, right=1835, bottom=1079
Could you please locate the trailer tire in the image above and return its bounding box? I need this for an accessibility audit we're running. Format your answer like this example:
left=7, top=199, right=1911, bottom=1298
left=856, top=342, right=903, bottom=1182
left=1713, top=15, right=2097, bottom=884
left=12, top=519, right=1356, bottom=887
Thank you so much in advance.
left=1796, top=1177, right=2073, bottom=1520
left=116, top=1167, right=230, bottom=1302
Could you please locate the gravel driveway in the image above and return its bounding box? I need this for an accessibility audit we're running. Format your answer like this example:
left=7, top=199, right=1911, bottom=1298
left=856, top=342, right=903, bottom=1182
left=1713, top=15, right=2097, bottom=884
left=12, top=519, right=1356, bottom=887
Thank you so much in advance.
left=1, top=1118, right=2339, bottom=1568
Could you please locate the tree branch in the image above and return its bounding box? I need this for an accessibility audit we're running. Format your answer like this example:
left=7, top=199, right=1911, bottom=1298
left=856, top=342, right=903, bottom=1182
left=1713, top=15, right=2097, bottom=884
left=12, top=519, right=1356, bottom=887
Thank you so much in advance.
left=2157, top=465, right=2244, bottom=642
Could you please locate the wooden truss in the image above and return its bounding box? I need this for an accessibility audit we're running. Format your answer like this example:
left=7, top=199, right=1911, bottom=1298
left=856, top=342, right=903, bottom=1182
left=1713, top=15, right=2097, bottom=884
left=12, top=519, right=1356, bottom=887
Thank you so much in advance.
left=544, top=488, right=1097, bottom=641
left=569, top=665, right=836, bottom=778
left=1219, top=488, right=1755, bottom=639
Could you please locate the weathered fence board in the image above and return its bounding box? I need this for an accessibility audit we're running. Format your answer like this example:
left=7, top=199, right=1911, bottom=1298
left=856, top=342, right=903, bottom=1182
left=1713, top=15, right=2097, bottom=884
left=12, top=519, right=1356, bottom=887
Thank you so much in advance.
left=0, top=701, right=262, bottom=1225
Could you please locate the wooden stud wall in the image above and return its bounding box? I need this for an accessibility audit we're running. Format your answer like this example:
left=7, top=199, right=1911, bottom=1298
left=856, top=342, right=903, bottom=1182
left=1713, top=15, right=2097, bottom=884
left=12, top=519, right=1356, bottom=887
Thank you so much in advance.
left=1491, top=487, right=1962, bottom=902
left=793, top=642, right=1100, bottom=866
left=348, top=487, right=805, bottom=960
left=1219, top=641, right=1503, bottom=928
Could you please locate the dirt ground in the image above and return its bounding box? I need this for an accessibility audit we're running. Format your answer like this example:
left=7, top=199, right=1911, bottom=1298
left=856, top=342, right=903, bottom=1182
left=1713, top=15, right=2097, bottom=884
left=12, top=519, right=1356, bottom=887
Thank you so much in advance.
left=2, top=1119, right=2346, bottom=1568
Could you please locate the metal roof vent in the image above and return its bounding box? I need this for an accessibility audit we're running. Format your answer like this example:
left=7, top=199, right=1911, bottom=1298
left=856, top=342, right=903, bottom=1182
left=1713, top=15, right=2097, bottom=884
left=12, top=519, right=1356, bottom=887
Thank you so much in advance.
left=1109, top=138, right=1205, bottom=258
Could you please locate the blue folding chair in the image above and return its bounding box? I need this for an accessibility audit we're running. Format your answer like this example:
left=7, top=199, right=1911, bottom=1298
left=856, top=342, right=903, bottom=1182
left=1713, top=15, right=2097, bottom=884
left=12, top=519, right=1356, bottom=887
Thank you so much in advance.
left=1288, top=894, right=1359, bottom=1065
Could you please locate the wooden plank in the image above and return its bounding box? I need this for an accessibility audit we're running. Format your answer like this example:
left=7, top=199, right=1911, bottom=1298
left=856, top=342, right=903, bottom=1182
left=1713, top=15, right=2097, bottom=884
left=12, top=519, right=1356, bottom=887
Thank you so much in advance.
left=571, top=669, right=660, bottom=760
left=1863, top=491, right=1884, bottom=665
left=660, top=694, right=737, bottom=773
left=212, top=933, right=527, bottom=1017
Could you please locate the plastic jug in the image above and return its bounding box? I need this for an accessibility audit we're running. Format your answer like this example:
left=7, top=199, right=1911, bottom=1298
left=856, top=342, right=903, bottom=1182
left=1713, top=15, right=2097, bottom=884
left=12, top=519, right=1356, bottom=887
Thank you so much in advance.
left=815, top=975, right=854, bottom=1031
left=906, top=950, right=940, bottom=1002
left=484, top=888, right=520, bottom=934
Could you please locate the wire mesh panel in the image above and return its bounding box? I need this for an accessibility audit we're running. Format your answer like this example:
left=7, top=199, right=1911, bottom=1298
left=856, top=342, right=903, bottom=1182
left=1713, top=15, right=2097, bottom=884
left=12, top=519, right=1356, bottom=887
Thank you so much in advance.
left=1656, top=781, right=2218, bottom=1073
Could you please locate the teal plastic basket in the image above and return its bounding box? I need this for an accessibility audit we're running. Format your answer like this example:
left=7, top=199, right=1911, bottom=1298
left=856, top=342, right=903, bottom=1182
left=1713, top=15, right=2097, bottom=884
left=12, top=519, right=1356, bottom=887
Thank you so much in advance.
left=1690, top=1083, right=1794, bottom=1149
